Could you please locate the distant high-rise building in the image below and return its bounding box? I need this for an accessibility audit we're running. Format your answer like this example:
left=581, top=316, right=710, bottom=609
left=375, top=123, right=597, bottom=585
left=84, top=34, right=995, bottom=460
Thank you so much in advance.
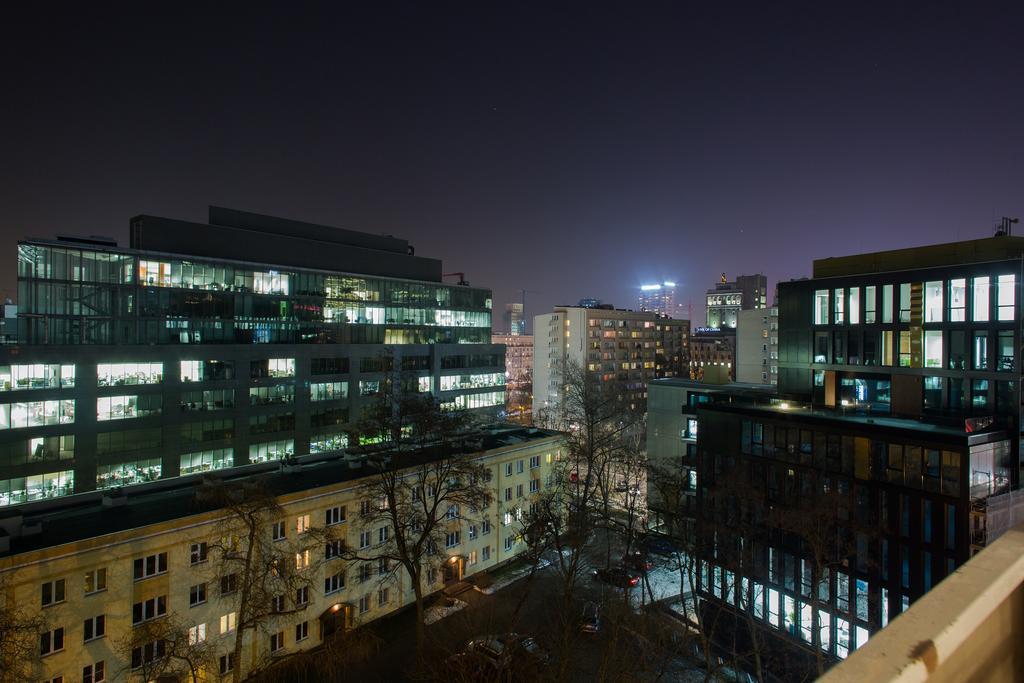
left=706, top=273, right=767, bottom=328
left=639, top=281, right=680, bottom=317
left=504, top=302, right=525, bottom=335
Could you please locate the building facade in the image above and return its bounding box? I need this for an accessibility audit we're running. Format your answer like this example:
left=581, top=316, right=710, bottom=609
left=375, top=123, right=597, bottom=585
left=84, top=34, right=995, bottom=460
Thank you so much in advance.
left=503, top=302, right=525, bottom=336
left=0, top=208, right=505, bottom=509
left=706, top=273, right=768, bottom=329
left=777, top=235, right=1024, bottom=487
left=655, top=317, right=691, bottom=378
left=0, top=427, right=563, bottom=682
left=639, top=282, right=680, bottom=317
left=533, top=305, right=689, bottom=419
left=689, top=327, right=736, bottom=381
left=492, top=334, right=533, bottom=424
left=736, top=306, right=779, bottom=385
left=649, top=235, right=1024, bottom=678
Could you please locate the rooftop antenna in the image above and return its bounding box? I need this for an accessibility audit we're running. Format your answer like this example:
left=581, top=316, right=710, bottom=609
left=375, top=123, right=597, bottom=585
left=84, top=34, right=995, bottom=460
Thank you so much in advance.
left=995, top=217, right=1019, bottom=237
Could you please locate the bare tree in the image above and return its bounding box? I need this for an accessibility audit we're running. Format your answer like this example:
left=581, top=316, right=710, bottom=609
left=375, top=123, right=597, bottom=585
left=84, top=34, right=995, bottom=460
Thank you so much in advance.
left=196, top=477, right=337, bottom=683
left=116, top=613, right=215, bottom=682
left=0, top=574, right=45, bottom=683
left=344, top=365, right=490, bottom=660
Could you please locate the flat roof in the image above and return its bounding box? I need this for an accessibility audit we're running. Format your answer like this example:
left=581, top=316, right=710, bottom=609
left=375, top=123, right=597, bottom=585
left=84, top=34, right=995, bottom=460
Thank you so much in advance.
left=649, top=377, right=777, bottom=394
left=702, top=402, right=1005, bottom=443
left=812, top=235, right=1024, bottom=278
left=0, top=425, right=561, bottom=559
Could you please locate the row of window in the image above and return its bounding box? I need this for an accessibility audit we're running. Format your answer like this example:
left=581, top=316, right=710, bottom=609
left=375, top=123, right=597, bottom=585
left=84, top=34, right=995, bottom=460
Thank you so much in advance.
left=740, top=420, right=962, bottom=495
left=814, top=276, right=1015, bottom=326
left=814, top=328, right=1014, bottom=371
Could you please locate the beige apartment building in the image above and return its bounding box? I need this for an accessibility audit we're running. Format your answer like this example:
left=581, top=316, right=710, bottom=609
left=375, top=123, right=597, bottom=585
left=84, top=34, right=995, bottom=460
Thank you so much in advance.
left=0, top=427, right=562, bottom=682
left=533, top=305, right=689, bottom=419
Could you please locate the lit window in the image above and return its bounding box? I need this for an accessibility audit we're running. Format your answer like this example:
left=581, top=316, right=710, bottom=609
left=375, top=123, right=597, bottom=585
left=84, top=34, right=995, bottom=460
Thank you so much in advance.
left=997, top=274, right=1015, bottom=321
left=833, top=289, right=844, bottom=324
left=848, top=287, right=860, bottom=325
left=899, top=283, right=911, bottom=323
left=924, top=281, right=943, bottom=322
left=882, top=284, right=894, bottom=323
left=923, top=331, right=943, bottom=368
left=949, top=279, right=966, bottom=321
left=813, top=290, right=828, bottom=325
left=973, top=276, right=990, bottom=321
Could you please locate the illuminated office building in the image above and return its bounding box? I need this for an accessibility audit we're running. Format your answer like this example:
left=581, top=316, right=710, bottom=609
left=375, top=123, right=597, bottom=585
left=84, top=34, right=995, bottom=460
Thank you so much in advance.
left=0, top=207, right=504, bottom=508
left=639, top=281, right=680, bottom=317
left=706, top=273, right=767, bottom=328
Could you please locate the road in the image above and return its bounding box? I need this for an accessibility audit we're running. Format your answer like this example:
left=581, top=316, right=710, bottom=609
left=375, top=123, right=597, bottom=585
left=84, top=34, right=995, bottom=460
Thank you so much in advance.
left=335, top=539, right=710, bottom=682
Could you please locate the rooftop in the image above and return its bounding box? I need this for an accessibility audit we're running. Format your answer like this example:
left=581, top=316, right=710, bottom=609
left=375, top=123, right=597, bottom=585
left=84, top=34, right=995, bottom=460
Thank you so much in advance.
left=0, top=425, right=560, bottom=560
left=704, top=401, right=1005, bottom=443
left=812, top=234, right=1024, bottom=279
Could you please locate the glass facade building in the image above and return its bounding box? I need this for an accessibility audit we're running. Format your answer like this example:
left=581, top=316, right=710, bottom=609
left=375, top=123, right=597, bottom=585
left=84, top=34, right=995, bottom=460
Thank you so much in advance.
left=0, top=208, right=504, bottom=508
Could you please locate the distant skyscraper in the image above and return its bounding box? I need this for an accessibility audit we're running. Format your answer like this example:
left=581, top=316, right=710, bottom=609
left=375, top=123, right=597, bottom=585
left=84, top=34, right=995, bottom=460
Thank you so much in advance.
left=504, top=302, right=525, bottom=335
left=639, top=282, right=680, bottom=316
left=705, top=273, right=767, bottom=328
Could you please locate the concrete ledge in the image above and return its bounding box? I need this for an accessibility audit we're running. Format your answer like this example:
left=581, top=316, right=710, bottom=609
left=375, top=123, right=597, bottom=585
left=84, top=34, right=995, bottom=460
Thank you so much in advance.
left=820, top=522, right=1024, bottom=683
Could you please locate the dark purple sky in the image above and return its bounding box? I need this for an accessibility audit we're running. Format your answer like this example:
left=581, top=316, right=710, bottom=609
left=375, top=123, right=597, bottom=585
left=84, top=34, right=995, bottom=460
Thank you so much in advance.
left=3, top=3, right=1024, bottom=331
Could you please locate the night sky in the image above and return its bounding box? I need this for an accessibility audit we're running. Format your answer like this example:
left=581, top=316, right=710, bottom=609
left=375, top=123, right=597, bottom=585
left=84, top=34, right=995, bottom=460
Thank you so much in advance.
left=3, top=2, right=1024, bottom=330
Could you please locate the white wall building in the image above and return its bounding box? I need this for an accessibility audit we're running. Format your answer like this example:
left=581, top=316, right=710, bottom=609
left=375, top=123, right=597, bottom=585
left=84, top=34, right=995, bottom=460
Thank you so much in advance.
left=736, top=306, right=778, bottom=384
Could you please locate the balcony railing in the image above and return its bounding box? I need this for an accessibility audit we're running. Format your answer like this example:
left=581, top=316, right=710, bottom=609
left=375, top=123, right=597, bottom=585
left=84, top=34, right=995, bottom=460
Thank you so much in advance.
left=820, top=522, right=1024, bottom=683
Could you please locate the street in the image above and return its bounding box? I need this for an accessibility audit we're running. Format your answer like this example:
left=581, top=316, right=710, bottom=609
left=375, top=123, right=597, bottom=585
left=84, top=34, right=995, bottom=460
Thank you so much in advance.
left=336, top=538, right=709, bottom=682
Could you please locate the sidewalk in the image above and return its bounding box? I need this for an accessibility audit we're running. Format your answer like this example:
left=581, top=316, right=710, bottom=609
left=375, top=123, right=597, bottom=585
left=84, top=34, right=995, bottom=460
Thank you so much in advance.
left=468, top=556, right=552, bottom=595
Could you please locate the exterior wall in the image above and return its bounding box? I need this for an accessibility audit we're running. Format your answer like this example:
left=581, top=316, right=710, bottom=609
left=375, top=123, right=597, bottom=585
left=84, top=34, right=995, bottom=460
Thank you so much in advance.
left=689, top=331, right=735, bottom=381
left=655, top=318, right=690, bottom=378
left=492, top=334, right=533, bottom=423
left=1, top=225, right=504, bottom=508
left=736, top=307, right=778, bottom=385
left=777, top=256, right=1022, bottom=489
left=692, top=403, right=984, bottom=676
left=706, top=274, right=768, bottom=328
left=0, top=436, right=563, bottom=682
left=0, top=344, right=506, bottom=507
left=533, top=307, right=687, bottom=419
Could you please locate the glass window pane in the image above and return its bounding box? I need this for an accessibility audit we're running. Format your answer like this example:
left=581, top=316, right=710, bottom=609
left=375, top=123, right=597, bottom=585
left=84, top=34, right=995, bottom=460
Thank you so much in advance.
left=864, top=285, right=876, bottom=323
left=949, top=278, right=966, bottom=321
left=924, top=330, right=943, bottom=368
left=814, top=290, right=829, bottom=325
left=849, top=287, right=860, bottom=325
left=973, top=276, right=990, bottom=322
left=997, top=274, right=1015, bottom=321
left=925, top=281, right=942, bottom=322
left=882, top=285, right=893, bottom=324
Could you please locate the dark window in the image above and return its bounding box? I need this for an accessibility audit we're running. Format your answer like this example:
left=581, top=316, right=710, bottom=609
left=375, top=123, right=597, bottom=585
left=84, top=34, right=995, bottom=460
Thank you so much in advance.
left=948, top=330, right=967, bottom=370
left=924, top=376, right=943, bottom=410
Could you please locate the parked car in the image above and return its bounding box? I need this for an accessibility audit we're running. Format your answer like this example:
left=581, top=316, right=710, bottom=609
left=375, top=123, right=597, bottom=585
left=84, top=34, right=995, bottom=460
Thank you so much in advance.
left=580, top=601, right=602, bottom=633
left=622, top=550, right=653, bottom=571
left=642, top=534, right=679, bottom=556
left=464, top=633, right=550, bottom=670
left=592, top=566, right=641, bottom=588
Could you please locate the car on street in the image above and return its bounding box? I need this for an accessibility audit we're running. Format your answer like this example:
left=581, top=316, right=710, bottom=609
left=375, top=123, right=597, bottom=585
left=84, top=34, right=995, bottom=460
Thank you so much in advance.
left=642, top=534, right=679, bottom=556
left=462, top=633, right=550, bottom=670
left=592, top=566, right=641, bottom=588
left=622, top=550, right=653, bottom=571
left=580, top=601, right=602, bottom=633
